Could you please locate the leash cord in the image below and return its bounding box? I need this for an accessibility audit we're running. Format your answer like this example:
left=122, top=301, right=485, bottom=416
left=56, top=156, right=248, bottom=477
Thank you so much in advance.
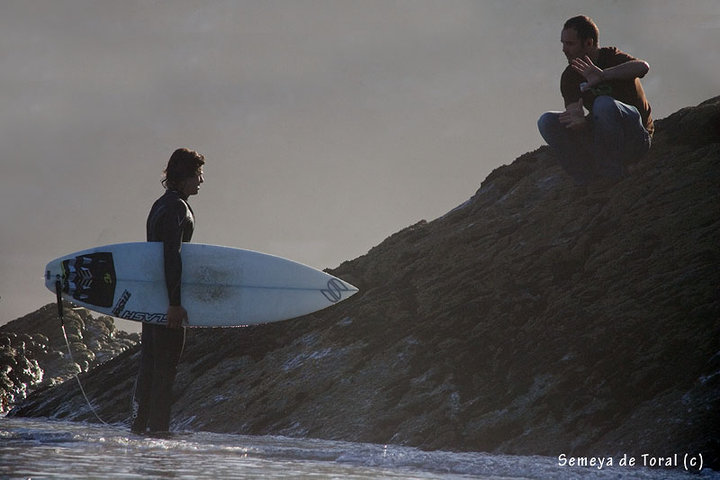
left=55, top=279, right=110, bottom=426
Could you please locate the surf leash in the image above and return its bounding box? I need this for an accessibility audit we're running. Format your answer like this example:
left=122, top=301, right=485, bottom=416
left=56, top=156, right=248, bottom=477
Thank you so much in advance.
left=55, top=279, right=110, bottom=426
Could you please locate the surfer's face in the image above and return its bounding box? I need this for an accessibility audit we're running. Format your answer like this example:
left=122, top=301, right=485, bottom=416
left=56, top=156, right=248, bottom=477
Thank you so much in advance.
left=179, top=169, right=204, bottom=197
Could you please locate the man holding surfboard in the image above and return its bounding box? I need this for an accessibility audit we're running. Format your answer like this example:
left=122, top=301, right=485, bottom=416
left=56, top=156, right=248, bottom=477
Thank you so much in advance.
left=131, top=148, right=205, bottom=434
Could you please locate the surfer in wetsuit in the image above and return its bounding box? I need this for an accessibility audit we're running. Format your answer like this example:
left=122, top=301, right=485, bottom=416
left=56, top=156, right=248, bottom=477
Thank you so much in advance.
left=131, top=148, right=205, bottom=434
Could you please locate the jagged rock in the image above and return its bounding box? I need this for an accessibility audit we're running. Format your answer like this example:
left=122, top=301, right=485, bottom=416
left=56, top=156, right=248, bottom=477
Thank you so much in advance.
left=0, top=302, right=139, bottom=413
left=9, top=97, right=720, bottom=468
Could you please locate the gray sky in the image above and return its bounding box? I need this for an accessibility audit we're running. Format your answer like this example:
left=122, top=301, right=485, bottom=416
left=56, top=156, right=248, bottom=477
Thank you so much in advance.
left=1, top=0, right=718, bottom=330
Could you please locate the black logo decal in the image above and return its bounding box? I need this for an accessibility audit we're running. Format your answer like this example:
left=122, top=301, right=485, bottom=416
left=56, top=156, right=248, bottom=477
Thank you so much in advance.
left=119, top=310, right=167, bottom=324
left=112, top=290, right=132, bottom=316
left=61, top=252, right=117, bottom=308
left=321, top=278, right=350, bottom=303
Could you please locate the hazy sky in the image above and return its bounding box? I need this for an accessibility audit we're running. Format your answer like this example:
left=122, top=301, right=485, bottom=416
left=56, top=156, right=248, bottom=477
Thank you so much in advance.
left=1, top=0, right=718, bottom=329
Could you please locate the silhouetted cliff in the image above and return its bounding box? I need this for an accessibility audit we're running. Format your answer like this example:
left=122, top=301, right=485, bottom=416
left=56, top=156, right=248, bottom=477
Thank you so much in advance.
left=9, top=97, right=720, bottom=467
left=1, top=303, right=138, bottom=413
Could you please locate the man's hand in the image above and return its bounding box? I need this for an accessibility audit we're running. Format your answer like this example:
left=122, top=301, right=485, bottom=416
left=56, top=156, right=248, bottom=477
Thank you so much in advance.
left=167, top=305, right=188, bottom=329
left=559, top=99, right=587, bottom=130
left=571, top=55, right=604, bottom=88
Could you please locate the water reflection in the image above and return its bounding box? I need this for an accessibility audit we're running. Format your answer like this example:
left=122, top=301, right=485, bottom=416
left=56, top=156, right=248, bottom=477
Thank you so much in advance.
left=0, top=417, right=713, bottom=480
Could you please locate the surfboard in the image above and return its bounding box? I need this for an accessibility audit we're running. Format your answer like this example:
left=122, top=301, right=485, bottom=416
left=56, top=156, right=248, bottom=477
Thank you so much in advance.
left=44, top=242, right=358, bottom=327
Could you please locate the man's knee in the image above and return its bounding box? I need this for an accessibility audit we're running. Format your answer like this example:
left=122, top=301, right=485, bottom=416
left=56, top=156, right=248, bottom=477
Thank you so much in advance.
left=592, top=96, right=621, bottom=120
left=537, top=111, right=560, bottom=137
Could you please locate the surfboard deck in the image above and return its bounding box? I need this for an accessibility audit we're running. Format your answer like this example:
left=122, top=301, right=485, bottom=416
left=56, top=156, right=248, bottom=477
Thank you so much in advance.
left=44, top=242, right=358, bottom=327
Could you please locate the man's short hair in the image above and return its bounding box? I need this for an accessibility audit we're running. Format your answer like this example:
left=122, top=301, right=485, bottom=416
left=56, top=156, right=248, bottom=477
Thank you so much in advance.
left=564, top=15, right=599, bottom=47
left=163, top=148, right=205, bottom=188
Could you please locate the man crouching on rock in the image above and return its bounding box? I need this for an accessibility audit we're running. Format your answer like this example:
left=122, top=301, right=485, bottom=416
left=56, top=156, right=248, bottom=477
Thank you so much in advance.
left=538, top=15, right=653, bottom=186
left=131, top=148, right=205, bottom=434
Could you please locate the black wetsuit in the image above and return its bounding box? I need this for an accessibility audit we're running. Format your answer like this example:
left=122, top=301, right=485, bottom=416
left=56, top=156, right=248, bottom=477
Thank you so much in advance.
left=131, top=189, right=194, bottom=434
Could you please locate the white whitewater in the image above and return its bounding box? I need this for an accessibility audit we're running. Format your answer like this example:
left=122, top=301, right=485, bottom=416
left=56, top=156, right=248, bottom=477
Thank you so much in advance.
left=2, top=417, right=716, bottom=479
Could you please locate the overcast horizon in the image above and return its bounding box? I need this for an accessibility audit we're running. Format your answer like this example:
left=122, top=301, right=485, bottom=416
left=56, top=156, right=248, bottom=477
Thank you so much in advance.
left=1, top=0, right=718, bottom=329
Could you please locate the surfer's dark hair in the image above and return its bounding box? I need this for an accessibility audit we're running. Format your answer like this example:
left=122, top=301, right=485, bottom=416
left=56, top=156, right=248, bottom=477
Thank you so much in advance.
left=163, top=148, right=205, bottom=189
left=563, top=15, right=599, bottom=47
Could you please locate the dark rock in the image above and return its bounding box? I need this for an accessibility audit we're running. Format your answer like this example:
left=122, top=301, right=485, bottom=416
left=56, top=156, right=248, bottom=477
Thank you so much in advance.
left=9, top=97, right=720, bottom=469
left=0, top=302, right=139, bottom=414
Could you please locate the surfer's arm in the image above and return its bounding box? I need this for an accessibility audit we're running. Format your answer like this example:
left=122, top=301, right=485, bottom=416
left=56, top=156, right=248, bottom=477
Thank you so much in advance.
left=166, top=305, right=187, bottom=329
left=163, top=229, right=187, bottom=328
left=160, top=202, right=189, bottom=328
left=162, top=219, right=184, bottom=306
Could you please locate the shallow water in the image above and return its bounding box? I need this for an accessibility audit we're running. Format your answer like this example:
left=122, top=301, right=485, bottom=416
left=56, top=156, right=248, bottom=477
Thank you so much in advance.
left=0, top=417, right=716, bottom=479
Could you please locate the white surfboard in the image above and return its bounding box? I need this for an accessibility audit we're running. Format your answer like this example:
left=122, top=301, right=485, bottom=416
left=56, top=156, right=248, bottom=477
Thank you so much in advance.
left=44, top=242, right=358, bottom=327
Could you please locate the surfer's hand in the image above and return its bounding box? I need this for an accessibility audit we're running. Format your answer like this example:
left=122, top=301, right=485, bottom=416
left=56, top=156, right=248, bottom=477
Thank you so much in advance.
left=167, top=305, right=188, bottom=329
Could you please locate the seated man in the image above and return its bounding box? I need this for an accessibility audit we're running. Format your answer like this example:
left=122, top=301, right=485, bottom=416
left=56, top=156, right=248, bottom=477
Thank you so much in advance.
left=538, top=15, right=653, bottom=185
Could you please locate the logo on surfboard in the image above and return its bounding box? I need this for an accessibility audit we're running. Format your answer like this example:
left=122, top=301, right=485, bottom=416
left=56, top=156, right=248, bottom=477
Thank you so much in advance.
left=59, top=252, right=117, bottom=308
left=321, top=278, right=351, bottom=303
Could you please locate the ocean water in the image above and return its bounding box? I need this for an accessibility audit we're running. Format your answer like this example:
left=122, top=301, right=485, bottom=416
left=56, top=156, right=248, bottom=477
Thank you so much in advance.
left=1, top=417, right=716, bottom=479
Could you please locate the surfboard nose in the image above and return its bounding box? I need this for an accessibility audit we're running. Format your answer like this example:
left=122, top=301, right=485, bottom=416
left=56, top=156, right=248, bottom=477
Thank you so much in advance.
left=321, top=277, right=358, bottom=304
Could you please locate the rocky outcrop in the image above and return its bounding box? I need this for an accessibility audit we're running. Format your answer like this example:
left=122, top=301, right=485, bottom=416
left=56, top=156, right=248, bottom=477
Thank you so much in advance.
left=0, top=303, right=138, bottom=414
left=10, top=97, right=720, bottom=468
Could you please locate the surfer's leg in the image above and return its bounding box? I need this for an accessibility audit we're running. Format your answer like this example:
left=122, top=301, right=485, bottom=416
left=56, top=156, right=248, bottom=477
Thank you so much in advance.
left=147, top=326, right=185, bottom=432
left=131, top=323, right=155, bottom=433
left=538, top=111, right=595, bottom=184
